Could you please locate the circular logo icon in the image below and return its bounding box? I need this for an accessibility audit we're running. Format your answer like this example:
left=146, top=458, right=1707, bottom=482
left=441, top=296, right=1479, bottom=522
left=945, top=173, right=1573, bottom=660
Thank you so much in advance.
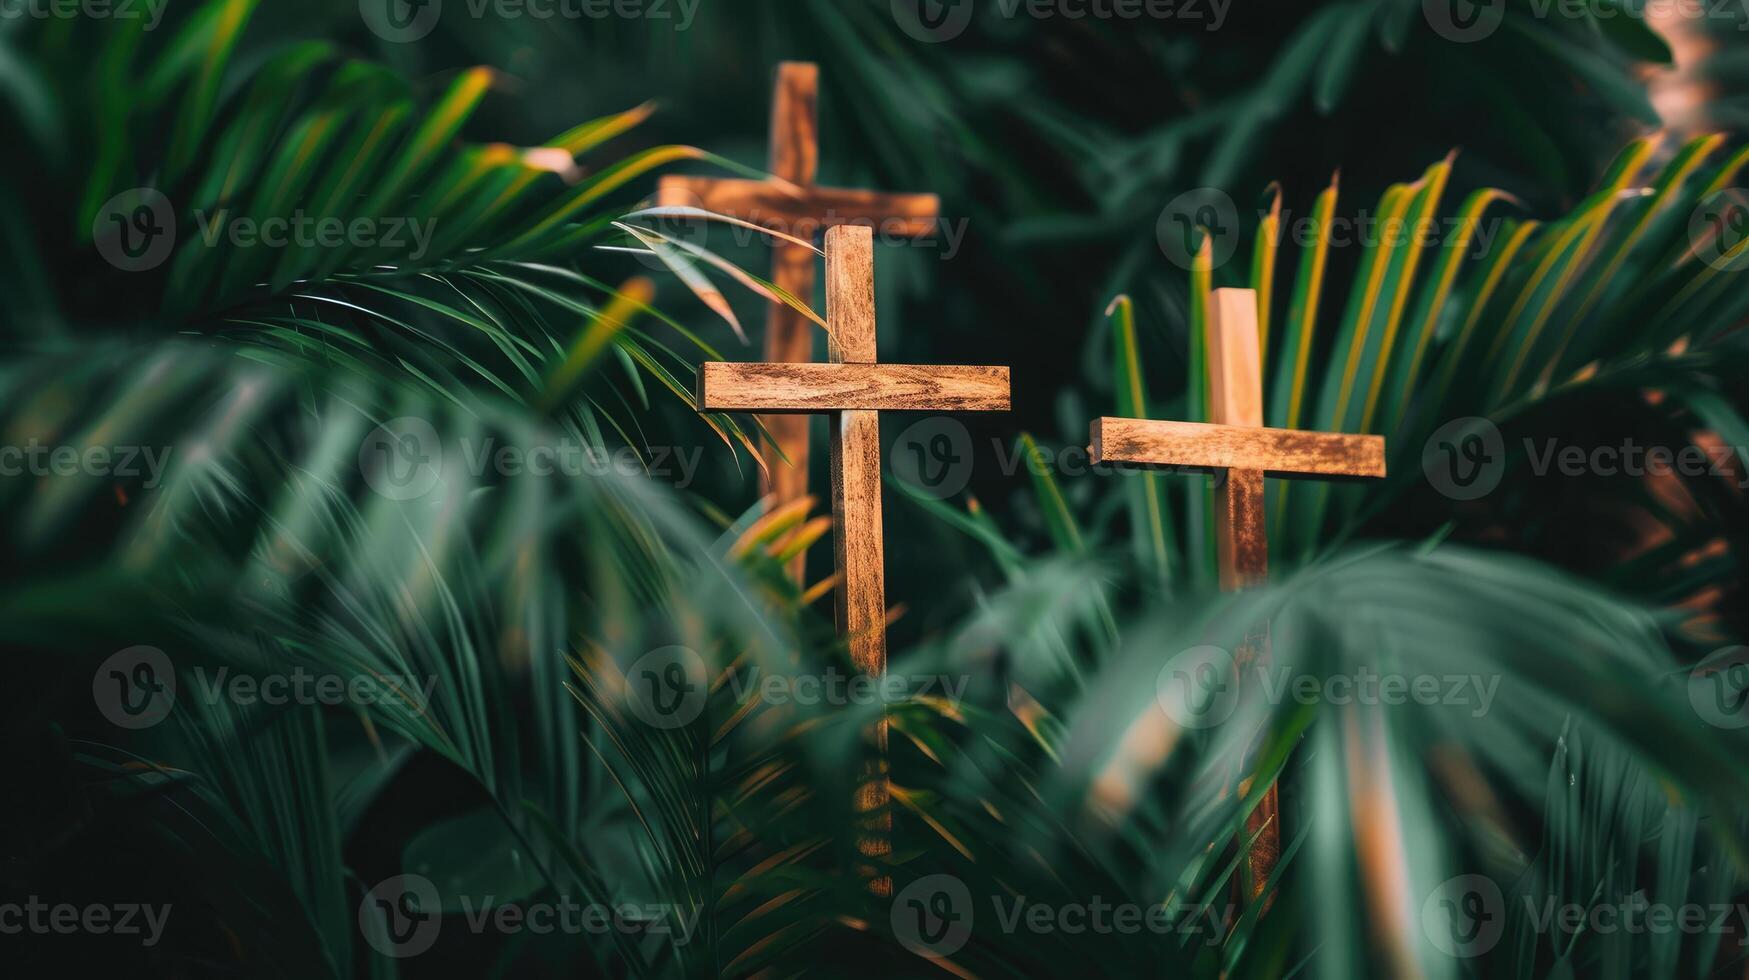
left=1157, top=645, right=1239, bottom=729
left=1421, top=873, right=1504, bottom=958
left=1688, top=646, right=1749, bottom=729
left=1422, top=416, right=1505, bottom=501
left=625, top=646, right=708, bottom=729
left=361, top=0, right=442, bottom=42
left=1687, top=188, right=1749, bottom=272
left=359, top=874, right=442, bottom=958
left=360, top=417, right=443, bottom=501
left=93, top=188, right=176, bottom=272
left=93, top=645, right=176, bottom=729
left=892, top=417, right=974, bottom=499
left=891, top=874, right=973, bottom=957
left=891, top=0, right=975, bottom=42
left=1423, top=0, right=1503, bottom=43
left=1156, top=188, right=1239, bottom=271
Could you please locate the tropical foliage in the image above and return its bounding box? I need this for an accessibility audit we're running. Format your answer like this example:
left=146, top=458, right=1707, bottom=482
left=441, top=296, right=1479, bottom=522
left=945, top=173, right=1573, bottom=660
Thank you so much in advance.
left=4, top=1, right=1749, bottom=979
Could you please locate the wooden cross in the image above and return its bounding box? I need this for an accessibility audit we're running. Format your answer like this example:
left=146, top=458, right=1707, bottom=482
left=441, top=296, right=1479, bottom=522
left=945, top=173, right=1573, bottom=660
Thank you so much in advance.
left=660, top=62, right=940, bottom=579
left=1088, top=287, right=1386, bottom=898
left=698, top=224, right=1009, bottom=886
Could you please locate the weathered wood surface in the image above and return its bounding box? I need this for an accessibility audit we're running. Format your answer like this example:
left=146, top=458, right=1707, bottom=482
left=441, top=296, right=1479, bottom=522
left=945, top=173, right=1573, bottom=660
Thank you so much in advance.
left=699, top=362, right=1011, bottom=413
left=1088, top=418, right=1385, bottom=479
left=657, top=176, right=939, bottom=237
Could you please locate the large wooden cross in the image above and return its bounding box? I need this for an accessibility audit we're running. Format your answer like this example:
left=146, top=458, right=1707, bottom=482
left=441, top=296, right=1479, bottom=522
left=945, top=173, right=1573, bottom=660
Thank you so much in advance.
left=698, top=224, right=1009, bottom=886
left=660, top=62, right=940, bottom=579
left=1088, top=287, right=1386, bottom=898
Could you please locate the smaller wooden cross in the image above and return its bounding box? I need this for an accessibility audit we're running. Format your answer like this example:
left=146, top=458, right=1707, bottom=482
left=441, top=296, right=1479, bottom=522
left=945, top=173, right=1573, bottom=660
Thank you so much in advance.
left=660, top=62, right=940, bottom=580
left=699, top=224, right=1009, bottom=887
left=1088, top=287, right=1386, bottom=898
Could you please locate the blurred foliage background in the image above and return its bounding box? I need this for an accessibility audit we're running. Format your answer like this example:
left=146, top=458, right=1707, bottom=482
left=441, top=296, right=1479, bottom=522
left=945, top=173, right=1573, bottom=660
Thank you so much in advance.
left=6, top=0, right=1749, bottom=977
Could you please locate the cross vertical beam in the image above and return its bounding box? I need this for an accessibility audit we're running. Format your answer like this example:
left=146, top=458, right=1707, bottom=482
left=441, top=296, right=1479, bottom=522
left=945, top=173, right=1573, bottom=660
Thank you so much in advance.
left=695, top=225, right=1010, bottom=892
left=1088, top=286, right=1386, bottom=904
left=762, top=63, right=819, bottom=552
left=659, top=62, right=940, bottom=581
left=1206, top=288, right=1279, bottom=902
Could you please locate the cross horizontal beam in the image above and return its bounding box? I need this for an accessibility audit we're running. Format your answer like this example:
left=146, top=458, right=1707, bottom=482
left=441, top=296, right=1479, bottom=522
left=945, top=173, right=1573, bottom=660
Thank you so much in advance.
left=1089, top=417, right=1386, bottom=479
left=658, top=175, right=939, bottom=236
left=699, top=362, right=1010, bottom=414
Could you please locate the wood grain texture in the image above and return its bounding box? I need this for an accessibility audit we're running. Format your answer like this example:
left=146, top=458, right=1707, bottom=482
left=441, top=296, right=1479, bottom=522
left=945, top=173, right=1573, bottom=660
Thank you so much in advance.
left=761, top=63, right=820, bottom=577
left=826, top=224, right=877, bottom=364
left=699, top=362, right=1011, bottom=413
left=768, top=62, right=818, bottom=187
left=829, top=409, right=887, bottom=677
left=655, top=176, right=939, bottom=237
left=1089, top=418, right=1385, bottom=478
